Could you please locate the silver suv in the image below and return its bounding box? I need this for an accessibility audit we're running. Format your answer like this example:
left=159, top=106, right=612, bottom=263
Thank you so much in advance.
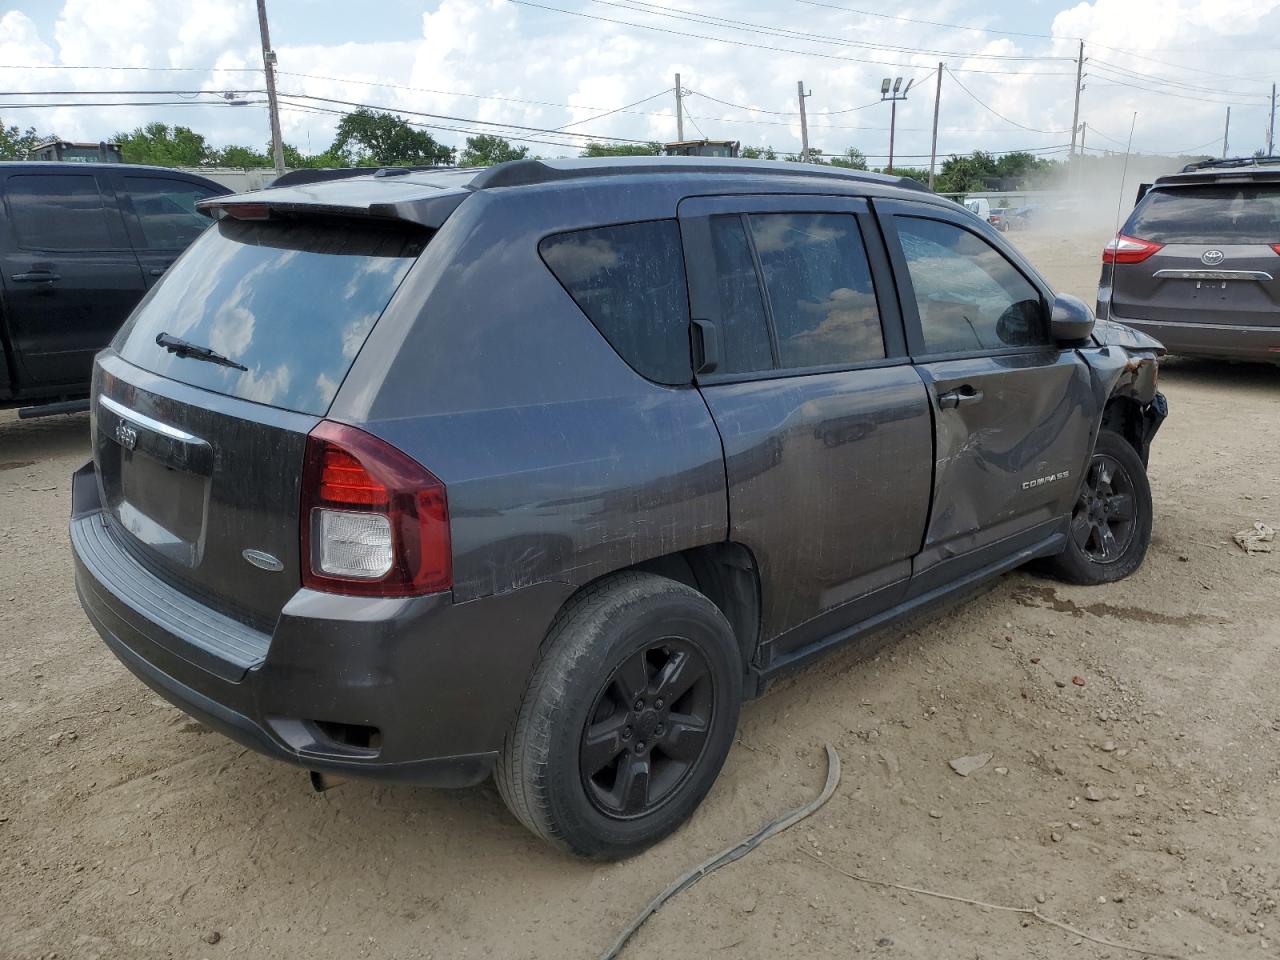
left=1098, top=158, right=1280, bottom=363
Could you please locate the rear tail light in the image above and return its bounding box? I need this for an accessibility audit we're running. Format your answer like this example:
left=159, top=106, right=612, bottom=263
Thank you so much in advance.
left=300, top=421, right=451, bottom=596
left=1271, top=244, right=1280, bottom=256
left=1102, top=234, right=1164, bottom=264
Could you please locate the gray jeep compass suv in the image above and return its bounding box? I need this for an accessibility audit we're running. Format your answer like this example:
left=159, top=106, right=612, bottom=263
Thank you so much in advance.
left=71, top=158, right=1167, bottom=859
left=1098, top=157, right=1280, bottom=363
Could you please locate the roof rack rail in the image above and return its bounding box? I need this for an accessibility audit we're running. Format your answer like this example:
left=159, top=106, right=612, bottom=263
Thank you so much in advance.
left=468, top=156, right=930, bottom=193
left=1179, top=155, right=1280, bottom=173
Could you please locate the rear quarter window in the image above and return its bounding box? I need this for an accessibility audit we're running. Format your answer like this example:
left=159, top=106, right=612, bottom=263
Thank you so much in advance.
left=1127, top=185, right=1280, bottom=244
left=539, top=219, right=692, bottom=385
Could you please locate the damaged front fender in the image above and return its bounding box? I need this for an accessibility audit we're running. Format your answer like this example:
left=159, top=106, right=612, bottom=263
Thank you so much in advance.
left=1079, top=342, right=1168, bottom=465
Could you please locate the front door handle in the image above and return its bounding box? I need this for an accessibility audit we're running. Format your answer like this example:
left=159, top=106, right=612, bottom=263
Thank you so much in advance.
left=937, top=385, right=984, bottom=409
left=11, top=271, right=61, bottom=283
left=149, top=267, right=166, bottom=277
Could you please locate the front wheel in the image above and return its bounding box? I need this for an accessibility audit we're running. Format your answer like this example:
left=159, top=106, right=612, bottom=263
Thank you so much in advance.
left=496, top=572, right=742, bottom=860
left=1045, top=429, right=1153, bottom=584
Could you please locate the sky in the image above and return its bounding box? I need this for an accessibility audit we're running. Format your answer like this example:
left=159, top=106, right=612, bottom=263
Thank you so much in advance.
left=0, top=0, right=1277, bottom=166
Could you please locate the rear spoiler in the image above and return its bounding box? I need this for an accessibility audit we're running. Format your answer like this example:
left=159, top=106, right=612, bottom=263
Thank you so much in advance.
left=197, top=179, right=469, bottom=230
left=1152, top=168, right=1280, bottom=188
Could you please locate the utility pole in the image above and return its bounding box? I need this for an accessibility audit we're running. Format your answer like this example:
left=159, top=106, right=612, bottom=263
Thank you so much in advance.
left=256, top=0, right=285, bottom=176
left=1069, top=40, right=1084, bottom=164
left=797, top=81, right=811, bottom=162
left=1268, top=83, right=1276, bottom=156
left=1222, top=106, right=1231, bottom=158
left=928, top=62, right=942, bottom=190
left=675, top=73, right=684, bottom=142
left=1077, top=122, right=1087, bottom=189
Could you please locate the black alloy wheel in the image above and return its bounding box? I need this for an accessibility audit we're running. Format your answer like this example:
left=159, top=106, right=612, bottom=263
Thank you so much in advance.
left=579, top=639, right=714, bottom=819
left=1070, top=452, right=1139, bottom=564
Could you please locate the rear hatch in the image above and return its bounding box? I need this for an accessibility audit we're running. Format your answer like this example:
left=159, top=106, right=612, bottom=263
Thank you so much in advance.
left=93, top=210, right=429, bottom=631
left=1110, top=182, right=1280, bottom=328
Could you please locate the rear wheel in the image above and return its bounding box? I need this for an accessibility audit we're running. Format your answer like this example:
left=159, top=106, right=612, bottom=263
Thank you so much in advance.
left=496, top=572, right=742, bottom=859
left=1046, top=429, right=1152, bottom=584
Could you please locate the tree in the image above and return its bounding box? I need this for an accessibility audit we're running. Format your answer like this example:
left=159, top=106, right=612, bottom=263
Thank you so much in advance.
left=115, top=123, right=217, bottom=166
left=828, top=147, right=868, bottom=170
left=740, top=145, right=778, bottom=160
left=580, top=141, right=663, bottom=157
left=331, top=108, right=455, bottom=166
left=935, top=151, right=999, bottom=193
left=216, top=144, right=272, bottom=167
left=459, top=134, right=529, bottom=167
left=0, top=120, right=47, bottom=160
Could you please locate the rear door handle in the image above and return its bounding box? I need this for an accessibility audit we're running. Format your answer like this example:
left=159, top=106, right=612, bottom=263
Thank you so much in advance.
left=11, top=271, right=60, bottom=283
left=149, top=267, right=166, bottom=277
left=937, top=385, right=984, bottom=409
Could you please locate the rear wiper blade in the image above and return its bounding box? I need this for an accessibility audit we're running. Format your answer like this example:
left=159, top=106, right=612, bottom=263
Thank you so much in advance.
left=155, top=332, right=247, bottom=371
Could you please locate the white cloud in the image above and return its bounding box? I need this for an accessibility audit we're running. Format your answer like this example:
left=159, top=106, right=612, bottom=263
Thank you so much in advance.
left=1, top=0, right=1276, bottom=164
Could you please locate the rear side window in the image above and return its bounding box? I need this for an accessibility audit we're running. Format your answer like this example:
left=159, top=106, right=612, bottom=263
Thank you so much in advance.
left=539, top=220, right=691, bottom=385
left=748, top=213, right=885, bottom=369
left=125, top=176, right=220, bottom=249
left=1127, top=185, right=1280, bottom=244
left=897, top=217, right=1046, bottom=354
left=5, top=174, right=116, bottom=250
left=707, top=216, right=774, bottom=374
left=115, top=217, right=425, bottom=415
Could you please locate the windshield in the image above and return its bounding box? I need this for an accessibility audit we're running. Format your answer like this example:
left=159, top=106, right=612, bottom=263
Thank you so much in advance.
left=1127, top=185, right=1280, bottom=244
left=115, top=217, right=425, bottom=415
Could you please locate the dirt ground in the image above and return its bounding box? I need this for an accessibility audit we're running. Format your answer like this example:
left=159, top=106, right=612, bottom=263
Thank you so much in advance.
left=1, top=228, right=1277, bottom=960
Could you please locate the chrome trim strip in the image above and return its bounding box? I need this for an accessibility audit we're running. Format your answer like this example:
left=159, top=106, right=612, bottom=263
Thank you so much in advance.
left=98, top=394, right=200, bottom=443
left=1153, top=269, right=1273, bottom=281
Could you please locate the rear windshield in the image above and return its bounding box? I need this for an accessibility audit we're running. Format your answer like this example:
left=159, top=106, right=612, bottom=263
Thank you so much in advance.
left=1127, top=185, right=1280, bottom=244
left=115, top=217, right=424, bottom=415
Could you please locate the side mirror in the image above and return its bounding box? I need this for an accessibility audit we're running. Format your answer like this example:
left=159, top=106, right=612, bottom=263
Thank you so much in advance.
left=1050, top=293, right=1096, bottom=342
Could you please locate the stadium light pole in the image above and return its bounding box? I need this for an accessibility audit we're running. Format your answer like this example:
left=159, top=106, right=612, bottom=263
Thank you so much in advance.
left=881, top=76, right=912, bottom=174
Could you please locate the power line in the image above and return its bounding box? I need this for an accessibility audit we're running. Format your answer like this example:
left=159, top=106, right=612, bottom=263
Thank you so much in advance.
left=1084, top=69, right=1270, bottom=106
left=554, top=88, right=673, bottom=130
left=275, top=91, right=655, bottom=144
left=1088, top=59, right=1271, bottom=99
left=0, top=99, right=267, bottom=109
left=944, top=68, right=1071, bottom=134
left=506, top=0, right=1076, bottom=76
left=597, top=0, right=1074, bottom=63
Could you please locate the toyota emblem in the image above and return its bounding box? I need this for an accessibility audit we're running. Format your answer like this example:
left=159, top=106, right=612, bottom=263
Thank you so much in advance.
left=1200, top=249, right=1225, bottom=266
left=114, top=420, right=138, bottom=451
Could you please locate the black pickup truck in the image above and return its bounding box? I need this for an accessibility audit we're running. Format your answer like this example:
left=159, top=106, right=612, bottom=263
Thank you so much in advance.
left=1, top=162, right=228, bottom=416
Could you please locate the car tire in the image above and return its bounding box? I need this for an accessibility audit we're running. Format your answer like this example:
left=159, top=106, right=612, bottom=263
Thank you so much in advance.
left=1045, top=429, right=1153, bottom=585
left=495, top=572, right=742, bottom=860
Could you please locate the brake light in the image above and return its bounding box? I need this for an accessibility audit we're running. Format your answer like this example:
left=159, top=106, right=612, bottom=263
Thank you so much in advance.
left=1102, top=234, right=1164, bottom=264
left=1271, top=243, right=1280, bottom=255
left=218, top=203, right=271, bottom=221
left=300, top=421, right=451, bottom=596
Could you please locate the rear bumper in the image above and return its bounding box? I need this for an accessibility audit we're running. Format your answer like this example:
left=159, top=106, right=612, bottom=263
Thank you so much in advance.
left=70, top=461, right=571, bottom=786
left=1114, top=316, right=1280, bottom=363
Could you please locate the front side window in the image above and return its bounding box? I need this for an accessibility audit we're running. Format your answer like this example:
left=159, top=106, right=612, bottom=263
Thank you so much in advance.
left=125, top=176, right=219, bottom=249
left=748, top=213, right=885, bottom=369
left=6, top=174, right=115, bottom=250
left=897, top=217, right=1046, bottom=354
left=540, top=220, right=691, bottom=385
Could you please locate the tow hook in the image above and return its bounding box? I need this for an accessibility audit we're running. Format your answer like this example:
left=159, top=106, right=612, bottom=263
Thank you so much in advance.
left=309, top=771, right=348, bottom=792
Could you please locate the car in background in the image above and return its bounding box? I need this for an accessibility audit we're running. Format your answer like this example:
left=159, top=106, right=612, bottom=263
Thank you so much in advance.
left=71, top=157, right=1166, bottom=860
left=1097, top=157, right=1280, bottom=364
left=0, top=162, right=228, bottom=416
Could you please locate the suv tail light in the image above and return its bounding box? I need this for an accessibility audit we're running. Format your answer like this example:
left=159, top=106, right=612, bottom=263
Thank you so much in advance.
left=300, top=421, right=451, bottom=596
left=1271, top=243, right=1280, bottom=255
left=1102, top=234, right=1164, bottom=264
